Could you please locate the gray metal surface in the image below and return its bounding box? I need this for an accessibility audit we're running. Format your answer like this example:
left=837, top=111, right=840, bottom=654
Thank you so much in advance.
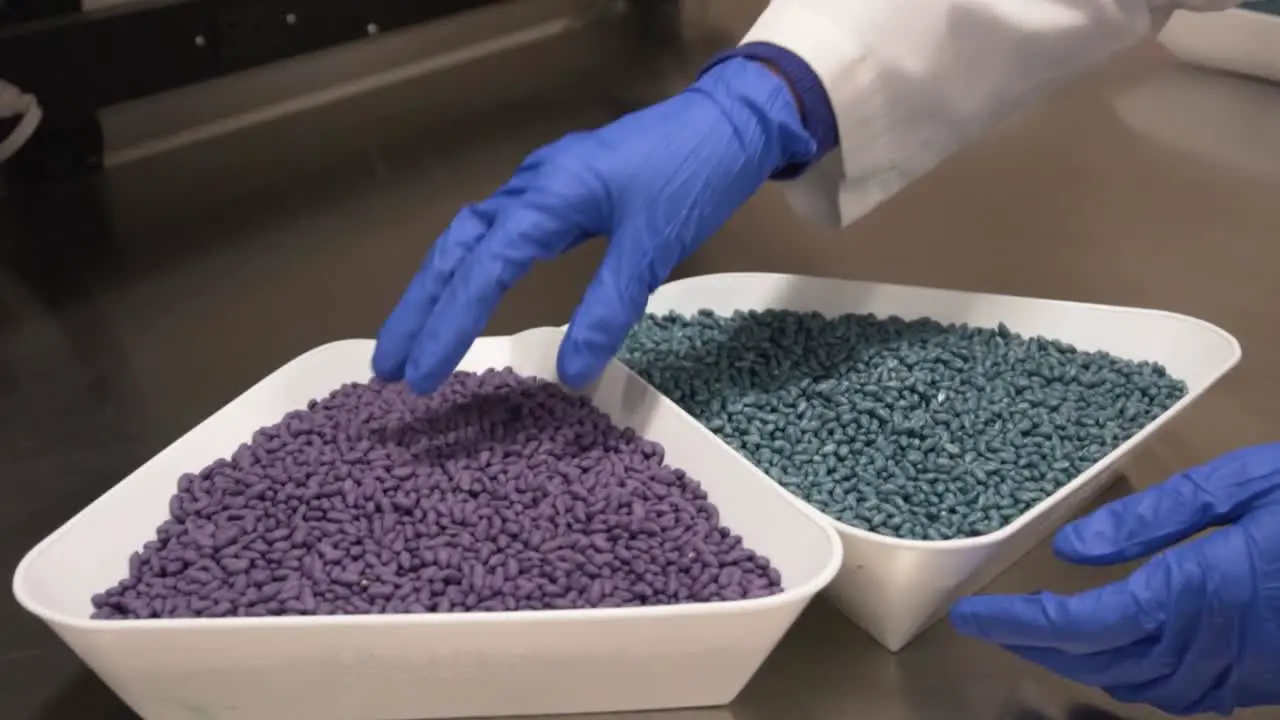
left=3, top=3, right=1280, bottom=718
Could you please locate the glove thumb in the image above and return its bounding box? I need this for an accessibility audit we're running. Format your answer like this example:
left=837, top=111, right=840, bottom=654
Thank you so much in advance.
left=557, top=225, right=681, bottom=389
left=1055, top=443, right=1280, bottom=565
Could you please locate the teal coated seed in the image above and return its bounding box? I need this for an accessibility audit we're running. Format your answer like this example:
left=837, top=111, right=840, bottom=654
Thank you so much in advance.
left=619, top=309, right=1188, bottom=540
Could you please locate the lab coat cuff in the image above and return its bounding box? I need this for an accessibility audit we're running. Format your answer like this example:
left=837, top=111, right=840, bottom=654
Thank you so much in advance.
left=701, top=42, right=838, bottom=180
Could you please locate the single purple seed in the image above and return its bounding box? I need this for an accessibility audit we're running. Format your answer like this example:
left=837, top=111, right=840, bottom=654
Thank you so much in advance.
left=219, top=557, right=251, bottom=574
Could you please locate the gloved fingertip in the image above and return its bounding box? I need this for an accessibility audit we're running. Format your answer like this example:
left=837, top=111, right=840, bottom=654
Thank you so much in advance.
left=558, top=294, right=636, bottom=391
left=405, top=375, right=442, bottom=396
left=948, top=595, right=1012, bottom=641
left=1051, top=521, right=1094, bottom=561
left=370, top=344, right=406, bottom=382
left=556, top=339, right=607, bottom=391
left=404, top=361, right=447, bottom=396
left=371, top=292, right=432, bottom=383
left=947, top=600, right=981, bottom=637
left=1052, top=514, right=1131, bottom=566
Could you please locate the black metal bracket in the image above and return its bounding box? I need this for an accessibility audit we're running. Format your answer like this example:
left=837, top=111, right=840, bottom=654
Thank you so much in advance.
left=0, top=0, right=508, bottom=114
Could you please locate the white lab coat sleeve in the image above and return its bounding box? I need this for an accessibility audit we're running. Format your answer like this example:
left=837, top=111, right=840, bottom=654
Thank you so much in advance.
left=742, top=0, right=1239, bottom=228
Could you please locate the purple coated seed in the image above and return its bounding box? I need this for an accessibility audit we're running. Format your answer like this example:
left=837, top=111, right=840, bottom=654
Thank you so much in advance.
left=91, top=370, right=784, bottom=620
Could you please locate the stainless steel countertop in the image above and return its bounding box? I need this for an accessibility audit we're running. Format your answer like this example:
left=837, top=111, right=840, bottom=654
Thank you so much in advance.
left=3, top=4, right=1280, bottom=718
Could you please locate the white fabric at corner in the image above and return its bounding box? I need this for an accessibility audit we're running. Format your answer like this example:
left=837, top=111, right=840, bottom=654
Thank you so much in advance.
left=743, top=0, right=1240, bottom=228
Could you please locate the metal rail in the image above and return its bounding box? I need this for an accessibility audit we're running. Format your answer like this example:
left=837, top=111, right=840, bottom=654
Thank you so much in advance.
left=0, top=0, right=511, bottom=113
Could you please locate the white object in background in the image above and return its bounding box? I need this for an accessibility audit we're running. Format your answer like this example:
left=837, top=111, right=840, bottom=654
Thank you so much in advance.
left=12, top=328, right=843, bottom=720
left=1160, top=7, right=1280, bottom=83
left=0, top=79, right=41, bottom=164
left=643, top=273, right=1241, bottom=653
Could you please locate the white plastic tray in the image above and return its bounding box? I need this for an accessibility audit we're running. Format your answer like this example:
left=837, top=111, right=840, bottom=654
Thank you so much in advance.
left=12, top=327, right=843, bottom=720
left=1160, top=7, right=1280, bottom=84
left=641, top=273, right=1241, bottom=652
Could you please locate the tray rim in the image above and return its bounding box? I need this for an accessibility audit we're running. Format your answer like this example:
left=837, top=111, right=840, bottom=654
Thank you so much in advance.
left=633, top=272, right=1244, bottom=551
left=12, top=329, right=844, bottom=633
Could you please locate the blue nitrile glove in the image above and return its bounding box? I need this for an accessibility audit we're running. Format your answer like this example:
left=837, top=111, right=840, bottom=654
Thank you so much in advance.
left=373, top=55, right=825, bottom=393
left=951, top=443, right=1280, bottom=716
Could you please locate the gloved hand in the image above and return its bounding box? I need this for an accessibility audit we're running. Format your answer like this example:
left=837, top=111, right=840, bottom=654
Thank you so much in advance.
left=951, top=443, right=1280, bottom=716
left=373, top=57, right=817, bottom=393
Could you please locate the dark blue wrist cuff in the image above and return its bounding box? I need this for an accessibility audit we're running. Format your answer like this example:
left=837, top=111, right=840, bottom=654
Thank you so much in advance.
left=701, top=42, right=839, bottom=180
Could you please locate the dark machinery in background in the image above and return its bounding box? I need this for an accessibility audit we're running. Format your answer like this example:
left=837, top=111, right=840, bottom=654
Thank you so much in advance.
left=0, top=0, right=693, bottom=300
left=0, top=0, right=560, bottom=182
left=0, top=0, right=690, bottom=184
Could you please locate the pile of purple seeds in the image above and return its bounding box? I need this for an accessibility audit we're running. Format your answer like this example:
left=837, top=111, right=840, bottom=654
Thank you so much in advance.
left=92, top=368, right=782, bottom=620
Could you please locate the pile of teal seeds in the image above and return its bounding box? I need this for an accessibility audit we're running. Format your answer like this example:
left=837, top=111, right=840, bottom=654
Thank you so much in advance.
left=618, top=309, right=1188, bottom=540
